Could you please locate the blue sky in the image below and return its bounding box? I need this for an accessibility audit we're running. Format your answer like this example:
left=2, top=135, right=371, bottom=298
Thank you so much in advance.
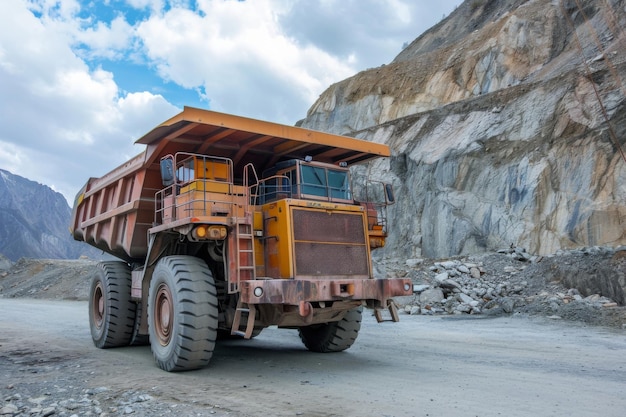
left=0, top=0, right=459, bottom=203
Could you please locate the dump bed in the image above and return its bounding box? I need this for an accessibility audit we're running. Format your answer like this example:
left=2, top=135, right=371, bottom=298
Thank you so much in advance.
left=70, top=106, right=390, bottom=263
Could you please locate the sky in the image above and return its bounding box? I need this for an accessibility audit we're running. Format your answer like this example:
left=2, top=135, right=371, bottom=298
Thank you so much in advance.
left=0, top=0, right=459, bottom=205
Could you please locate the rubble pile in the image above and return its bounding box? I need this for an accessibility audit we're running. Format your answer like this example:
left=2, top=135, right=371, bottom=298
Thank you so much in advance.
left=382, top=246, right=626, bottom=327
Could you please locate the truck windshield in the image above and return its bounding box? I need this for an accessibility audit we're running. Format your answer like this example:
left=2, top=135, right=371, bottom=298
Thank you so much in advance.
left=300, top=165, right=351, bottom=200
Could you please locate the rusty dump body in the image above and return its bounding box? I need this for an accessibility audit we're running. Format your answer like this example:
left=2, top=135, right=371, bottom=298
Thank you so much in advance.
left=72, top=107, right=412, bottom=371
left=72, top=107, right=390, bottom=261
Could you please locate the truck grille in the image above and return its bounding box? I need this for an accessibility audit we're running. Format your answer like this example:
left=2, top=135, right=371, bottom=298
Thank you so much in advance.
left=292, top=208, right=369, bottom=277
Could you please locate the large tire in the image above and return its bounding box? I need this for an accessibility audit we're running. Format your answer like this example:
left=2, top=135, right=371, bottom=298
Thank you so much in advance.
left=130, top=301, right=150, bottom=346
left=298, top=307, right=363, bottom=353
left=148, top=256, right=218, bottom=372
left=88, top=261, right=135, bottom=348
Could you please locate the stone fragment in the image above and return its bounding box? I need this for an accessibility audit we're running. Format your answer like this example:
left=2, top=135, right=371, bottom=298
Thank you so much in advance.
left=458, top=293, right=474, bottom=304
left=511, top=252, right=527, bottom=261
left=438, top=260, right=458, bottom=269
left=28, top=396, right=47, bottom=405
left=0, top=404, right=18, bottom=415
left=412, top=284, right=430, bottom=293
left=457, top=265, right=470, bottom=274
left=434, top=272, right=449, bottom=283
left=455, top=304, right=472, bottom=313
left=470, top=267, right=481, bottom=279
left=501, top=297, right=515, bottom=313
left=405, top=258, right=423, bottom=268
left=42, top=407, right=56, bottom=417
left=420, top=288, right=444, bottom=306
left=440, top=279, right=462, bottom=290
left=567, top=288, right=580, bottom=296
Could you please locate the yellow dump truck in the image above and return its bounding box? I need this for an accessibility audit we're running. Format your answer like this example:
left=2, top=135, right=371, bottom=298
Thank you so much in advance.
left=71, top=107, right=412, bottom=371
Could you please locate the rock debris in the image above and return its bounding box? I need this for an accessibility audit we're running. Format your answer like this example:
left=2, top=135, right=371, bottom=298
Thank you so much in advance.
left=381, top=246, right=626, bottom=328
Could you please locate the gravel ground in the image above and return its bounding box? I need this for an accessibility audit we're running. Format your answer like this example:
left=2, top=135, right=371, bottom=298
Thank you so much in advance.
left=1, top=249, right=626, bottom=416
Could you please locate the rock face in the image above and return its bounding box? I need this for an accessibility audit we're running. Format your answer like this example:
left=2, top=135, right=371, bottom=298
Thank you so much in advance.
left=0, top=169, right=100, bottom=261
left=300, top=0, right=626, bottom=259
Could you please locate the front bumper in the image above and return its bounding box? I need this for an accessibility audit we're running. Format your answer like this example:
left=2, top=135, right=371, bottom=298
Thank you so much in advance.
left=239, top=277, right=413, bottom=307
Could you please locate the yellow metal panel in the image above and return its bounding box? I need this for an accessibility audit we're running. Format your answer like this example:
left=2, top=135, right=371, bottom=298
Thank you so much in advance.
left=285, top=198, right=365, bottom=213
left=176, top=189, right=233, bottom=218
left=263, top=199, right=294, bottom=279
left=253, top=211, right=265, bottom=276
left=194, top=158, right=230, bottom=181
left=179, top=180, right=230, bottom=194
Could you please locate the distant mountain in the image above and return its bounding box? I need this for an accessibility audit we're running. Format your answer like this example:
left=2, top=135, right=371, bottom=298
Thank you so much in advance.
left=0, top=168, right=102, bottom=261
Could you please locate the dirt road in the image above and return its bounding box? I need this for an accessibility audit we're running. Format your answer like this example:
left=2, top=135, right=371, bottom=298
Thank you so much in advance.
left=1, top=298, right=626, bottom=417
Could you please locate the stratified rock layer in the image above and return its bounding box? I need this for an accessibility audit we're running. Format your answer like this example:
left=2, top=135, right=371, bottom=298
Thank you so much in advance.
left=300, top=0, right=626, bottom=258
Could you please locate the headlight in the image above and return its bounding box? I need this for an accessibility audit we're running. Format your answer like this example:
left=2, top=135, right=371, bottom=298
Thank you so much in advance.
left=191, top=225, right=227, bottom=240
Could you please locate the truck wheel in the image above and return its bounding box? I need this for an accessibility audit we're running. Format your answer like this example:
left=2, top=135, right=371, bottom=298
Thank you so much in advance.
left=148, top=256, right=218, bottom=371
left=89, top=261, right=135, bottom=348
left=130, top=302, right=150, bottom=346
left=298, top=307, right=362, bottom=353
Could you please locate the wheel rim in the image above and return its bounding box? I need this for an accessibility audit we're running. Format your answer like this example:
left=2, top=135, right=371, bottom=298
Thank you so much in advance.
left=154, top=283, right=173, bottom=346
left=92, top=281, right=104, bottom=329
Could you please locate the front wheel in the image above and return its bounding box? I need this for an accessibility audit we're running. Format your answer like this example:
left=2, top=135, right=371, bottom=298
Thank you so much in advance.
left=88, top=261, right=135, bottom=348
left=149, top=256, right=218, bottom=371
left=298, top=307, right=362, bottom=353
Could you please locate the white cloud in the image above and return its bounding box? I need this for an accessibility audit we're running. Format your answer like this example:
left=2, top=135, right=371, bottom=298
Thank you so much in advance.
left=125, top=0, right=165, bottom=13
left=74, top=16, right=135, bottom=60
left=0, top=0, right=458, bottom=205
left=135, top=0, right=355, bottom=122
left=0, top=0, right=178, bottom=203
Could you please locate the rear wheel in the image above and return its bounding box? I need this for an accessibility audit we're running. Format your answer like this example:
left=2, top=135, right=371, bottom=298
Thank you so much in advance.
left=298, top=307, right=362, bottom=352
left=88, top=261, right=135, bottom=348
left=148, top=256, right=218, bottom=371
left=130, top=301, right=150, bottom=346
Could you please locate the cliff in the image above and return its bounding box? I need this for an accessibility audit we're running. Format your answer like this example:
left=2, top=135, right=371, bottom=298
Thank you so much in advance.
left=300, top=0, right=626, bottom=258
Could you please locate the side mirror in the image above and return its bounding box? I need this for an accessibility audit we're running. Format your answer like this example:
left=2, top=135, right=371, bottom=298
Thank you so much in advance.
left=160, top=158, right=175, bottom=187
left=385, top=183, right=395, bottom=204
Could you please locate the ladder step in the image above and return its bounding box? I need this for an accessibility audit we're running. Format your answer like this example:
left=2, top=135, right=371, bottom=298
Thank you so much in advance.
left=231, top=300, right=257, bottom=339
left=374, top=301, right=400, bottom=323
left=233, top=215, right=256, bottom=287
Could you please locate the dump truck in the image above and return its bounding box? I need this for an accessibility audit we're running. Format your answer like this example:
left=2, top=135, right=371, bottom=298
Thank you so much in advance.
left=70, top=106, right=413, bottom=371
